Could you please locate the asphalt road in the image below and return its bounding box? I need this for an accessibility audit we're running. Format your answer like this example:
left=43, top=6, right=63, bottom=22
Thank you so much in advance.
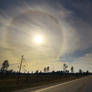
left=16, top=76, right=92, bottom=92
left=34, top=76, right=92, bottom=92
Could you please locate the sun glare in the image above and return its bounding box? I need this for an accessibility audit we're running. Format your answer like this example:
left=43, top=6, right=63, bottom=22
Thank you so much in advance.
left=34, top=35, right=43, bottom=44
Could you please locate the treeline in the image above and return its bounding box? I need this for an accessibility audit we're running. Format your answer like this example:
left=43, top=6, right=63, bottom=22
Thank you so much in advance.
left=0, top=60, right=91, bottom=92
left=0, top=59, right=91, bottom=78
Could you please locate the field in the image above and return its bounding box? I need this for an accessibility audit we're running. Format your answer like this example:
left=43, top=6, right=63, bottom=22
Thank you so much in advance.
left=0, top=71, right=89, bottom=92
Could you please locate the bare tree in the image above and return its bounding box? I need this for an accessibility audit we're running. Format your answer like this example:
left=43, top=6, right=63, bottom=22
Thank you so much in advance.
left=63, top=64, right=68, bottom=72
left=35, top=70, right=39, bottom=73
left=44, top=67, right=47, bottom=73
left=1, top=60, right=9, bottom=71
left=86, top=70, right=89, bottom=75
left=86, top=70, right=89, bottom=73
left=79, top=69, right=82, bottom=74
left=47, top=66, right=50, bottom=72
left=71, top=66, right=74, bottom=73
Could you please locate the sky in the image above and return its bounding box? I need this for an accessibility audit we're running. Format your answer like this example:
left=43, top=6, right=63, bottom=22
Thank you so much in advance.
left=0, top=0, right=92, bottom=72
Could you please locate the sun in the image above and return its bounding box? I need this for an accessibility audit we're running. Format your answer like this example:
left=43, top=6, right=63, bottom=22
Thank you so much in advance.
left=34, top=35, right=43, bottom=44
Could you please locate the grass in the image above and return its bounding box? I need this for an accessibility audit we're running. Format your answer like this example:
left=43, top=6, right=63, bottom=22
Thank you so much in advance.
left=0, top=74, right=85, bottom=92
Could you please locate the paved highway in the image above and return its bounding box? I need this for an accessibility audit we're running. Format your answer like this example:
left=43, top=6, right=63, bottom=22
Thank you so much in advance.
left=34, top=76, right=92, bottom=92
left=16, top=76, right=92, bottom=92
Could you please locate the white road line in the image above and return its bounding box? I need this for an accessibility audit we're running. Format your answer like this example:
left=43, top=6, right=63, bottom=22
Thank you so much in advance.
left=33, top=77, right=85, bottom=92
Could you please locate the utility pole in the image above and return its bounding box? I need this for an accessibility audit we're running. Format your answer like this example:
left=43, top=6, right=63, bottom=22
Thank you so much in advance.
left=19, top=55, right=24, bottom=73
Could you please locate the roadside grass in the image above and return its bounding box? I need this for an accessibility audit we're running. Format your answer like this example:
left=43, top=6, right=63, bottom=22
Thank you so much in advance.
left=0, top=75, right=84, bottom=92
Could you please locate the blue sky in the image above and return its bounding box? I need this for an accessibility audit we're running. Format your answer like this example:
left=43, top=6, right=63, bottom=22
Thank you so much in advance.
left=0, top=0, right=92, bottom=72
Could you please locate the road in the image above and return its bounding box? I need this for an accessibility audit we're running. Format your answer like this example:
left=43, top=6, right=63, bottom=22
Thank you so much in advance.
left=16, top=76, right=92, bottom=92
